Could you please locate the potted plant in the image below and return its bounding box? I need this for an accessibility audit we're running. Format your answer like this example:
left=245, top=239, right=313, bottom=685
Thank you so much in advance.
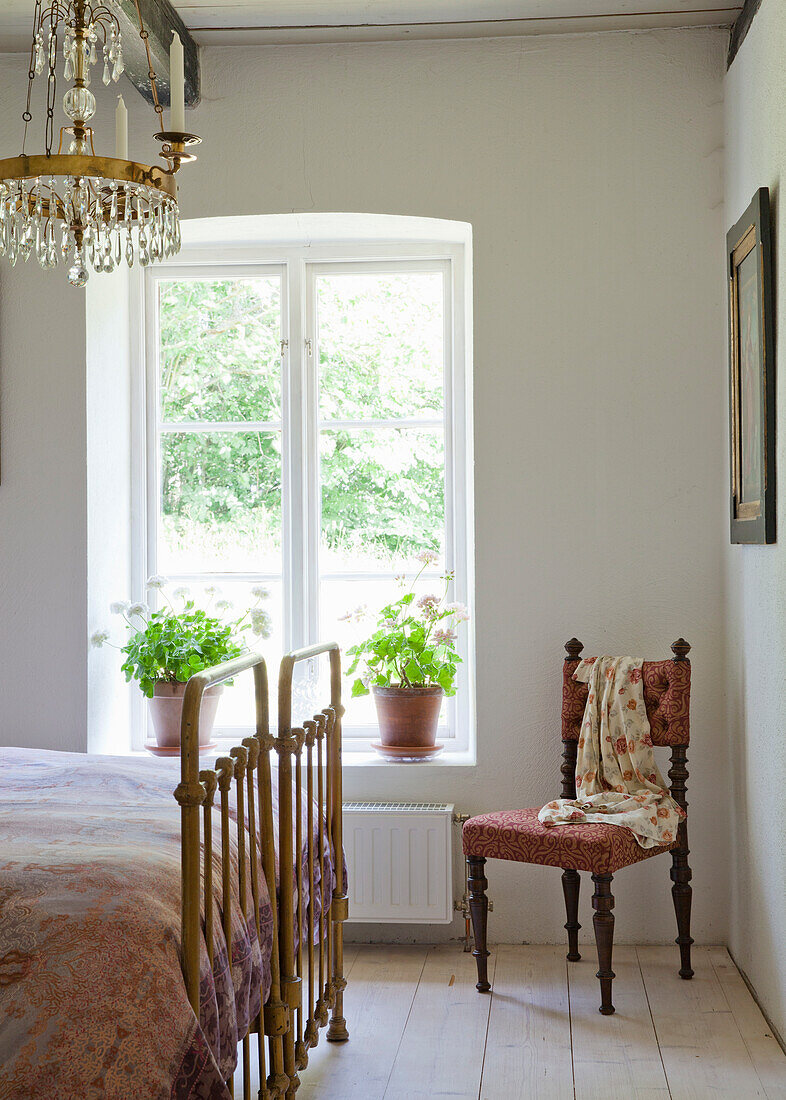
left=91, top=577, right=272, bottom=754
left=346, top=551, right=469, bottom=761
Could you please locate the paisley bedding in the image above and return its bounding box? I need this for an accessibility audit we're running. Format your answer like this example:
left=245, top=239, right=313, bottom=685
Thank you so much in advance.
left=0, top=747, right=335, bottom=1100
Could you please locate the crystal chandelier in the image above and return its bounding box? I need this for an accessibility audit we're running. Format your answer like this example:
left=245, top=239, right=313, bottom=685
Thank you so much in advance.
left=0, top=0, right=200, bottom=286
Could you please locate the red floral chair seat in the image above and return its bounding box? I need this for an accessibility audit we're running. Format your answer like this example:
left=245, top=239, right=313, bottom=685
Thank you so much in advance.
left=463, top=807, right=674, bottom=876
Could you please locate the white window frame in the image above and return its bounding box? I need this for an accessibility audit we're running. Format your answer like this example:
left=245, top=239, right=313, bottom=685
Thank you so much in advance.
left=134, top=228, right=474, bottom=758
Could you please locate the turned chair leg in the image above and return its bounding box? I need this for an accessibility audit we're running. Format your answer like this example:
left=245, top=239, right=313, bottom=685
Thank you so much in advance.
left=671, top=836, right=694, bottom=979
left=561, top=869, right=581, bottom=961
left=669, top=747, right=694, bottom=980
left=591, top=872, right=615, bottom=1015
left=467, top=855, right=491, bottom=992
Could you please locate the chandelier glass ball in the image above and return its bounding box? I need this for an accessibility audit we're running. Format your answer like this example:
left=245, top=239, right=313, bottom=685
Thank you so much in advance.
left=0, top=1, right=198, bottom=287
left=63, top=87, right=97, bottom=127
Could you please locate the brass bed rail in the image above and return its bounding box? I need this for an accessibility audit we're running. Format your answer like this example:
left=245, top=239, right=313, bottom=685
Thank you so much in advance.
left=175, top=645, right=348, bottom=1100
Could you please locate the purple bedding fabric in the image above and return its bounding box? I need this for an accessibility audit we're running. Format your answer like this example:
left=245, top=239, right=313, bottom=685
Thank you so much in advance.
left=0, top=747, right=336, bottom=1100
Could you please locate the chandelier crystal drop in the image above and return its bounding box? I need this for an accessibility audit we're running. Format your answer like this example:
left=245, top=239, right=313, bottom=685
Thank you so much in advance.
left=0, top=0, right=200, bottom=287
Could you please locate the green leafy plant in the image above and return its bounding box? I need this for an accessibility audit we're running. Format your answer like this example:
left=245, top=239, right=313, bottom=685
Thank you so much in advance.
left=91, top=577, right=273, bottom=698
left=346, top=551, right=469, bottom=698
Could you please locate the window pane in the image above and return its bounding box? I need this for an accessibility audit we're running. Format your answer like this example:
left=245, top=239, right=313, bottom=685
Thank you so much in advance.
left=289, top=653, right=341, bottom=730
left=320, top=427, right=444, bottom=574
left=158, top=277, right=282, bottom=423
left=157, top=578, right=283, bottom=733
left=317, top=271, right=444, bottom=421
left=159, top=431, right=282, bottom=573
left=320, top=576, right=449, bottom=733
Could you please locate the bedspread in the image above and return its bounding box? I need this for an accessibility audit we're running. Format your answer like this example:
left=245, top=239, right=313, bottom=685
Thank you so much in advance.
left=0, top=747, right=336, bottom=1100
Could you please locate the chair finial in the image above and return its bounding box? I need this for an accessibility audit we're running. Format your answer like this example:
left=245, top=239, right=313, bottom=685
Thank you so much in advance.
left=671, top=638, right=691, bottom=661
left=564, top=638, right=584, bottom=660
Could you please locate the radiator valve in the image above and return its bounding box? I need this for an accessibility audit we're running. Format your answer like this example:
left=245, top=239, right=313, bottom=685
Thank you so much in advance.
left=453, top=812, right=492, bottom=951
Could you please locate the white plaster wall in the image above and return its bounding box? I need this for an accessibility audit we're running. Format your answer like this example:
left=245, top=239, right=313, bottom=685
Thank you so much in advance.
left=725, top=0, right=786, bottom=1042
left=0, top=54, right=89, bottom=750
left=0, top=61, right=120, bottom=753
left=0, top=30, right=728, bottom=946
left=0, top=257, right=88, bottom=751
left=164, top=30, right=728, bottom=945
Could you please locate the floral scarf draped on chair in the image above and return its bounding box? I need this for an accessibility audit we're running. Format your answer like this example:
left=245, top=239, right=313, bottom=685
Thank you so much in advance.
left=538, top=656, right=685, bottom=849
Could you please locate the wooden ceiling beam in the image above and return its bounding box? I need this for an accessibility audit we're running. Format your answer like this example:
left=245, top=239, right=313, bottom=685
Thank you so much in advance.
left=727, top=0, right=765, bottom=67
left=114, top=0, right=200, bottom=109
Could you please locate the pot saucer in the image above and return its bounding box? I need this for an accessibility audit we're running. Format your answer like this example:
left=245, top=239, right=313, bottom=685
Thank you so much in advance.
left=145, top=741, right=218, bottom=758
left=371, top=741, right=444, bottom=762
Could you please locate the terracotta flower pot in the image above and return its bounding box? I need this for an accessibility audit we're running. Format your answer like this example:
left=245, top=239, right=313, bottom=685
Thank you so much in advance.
left=372, top=684, right=444, bottom=748
left=148, top=681, right=224, bottom=750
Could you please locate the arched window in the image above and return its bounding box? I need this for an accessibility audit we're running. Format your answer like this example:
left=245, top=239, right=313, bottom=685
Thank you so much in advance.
left=137, top=214, right=474, bottom=758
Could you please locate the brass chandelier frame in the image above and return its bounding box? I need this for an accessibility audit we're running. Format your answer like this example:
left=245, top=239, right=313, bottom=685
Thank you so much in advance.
left=0, top=0, right=200, bottom=283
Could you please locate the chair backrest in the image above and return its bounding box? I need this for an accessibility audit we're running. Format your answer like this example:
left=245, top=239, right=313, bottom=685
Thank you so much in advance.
left=561, top=638, right=691, bottom=747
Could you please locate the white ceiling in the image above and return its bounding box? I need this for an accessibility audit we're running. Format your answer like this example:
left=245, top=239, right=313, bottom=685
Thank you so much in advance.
left=0, top=0, right=741, bottom=51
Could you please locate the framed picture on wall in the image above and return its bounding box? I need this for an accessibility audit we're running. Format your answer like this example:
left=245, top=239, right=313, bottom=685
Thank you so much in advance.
left=727, top=187, right=775, bottom=544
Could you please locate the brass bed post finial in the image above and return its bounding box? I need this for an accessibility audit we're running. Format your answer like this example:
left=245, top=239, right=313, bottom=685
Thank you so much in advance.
left=242, top=736, right=260, bottom=771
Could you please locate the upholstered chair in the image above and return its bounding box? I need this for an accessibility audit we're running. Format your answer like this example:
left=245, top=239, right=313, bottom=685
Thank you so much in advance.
left=462, top=638, right=692, bottom=1015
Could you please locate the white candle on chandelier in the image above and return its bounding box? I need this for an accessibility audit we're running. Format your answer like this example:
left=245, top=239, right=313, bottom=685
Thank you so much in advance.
left=170, top=31, right=185, bottom=132
left=115, top=94, right=128, bottom=159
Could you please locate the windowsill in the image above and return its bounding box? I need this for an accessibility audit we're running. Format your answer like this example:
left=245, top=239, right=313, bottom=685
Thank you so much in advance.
left=339, top=747, right=476, bottom=767
left=121, top=743, right=476, bottom=766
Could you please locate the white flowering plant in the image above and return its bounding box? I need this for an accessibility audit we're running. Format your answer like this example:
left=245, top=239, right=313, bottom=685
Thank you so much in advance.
left=345, top=551, right=469, bottom=698
left=92, top=578, right=273, bottom=699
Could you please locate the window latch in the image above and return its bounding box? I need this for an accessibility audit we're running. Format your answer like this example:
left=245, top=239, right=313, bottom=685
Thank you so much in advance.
left=280, top=339, right=289, bottom=358
left=305, top=338, right=313, bottom=357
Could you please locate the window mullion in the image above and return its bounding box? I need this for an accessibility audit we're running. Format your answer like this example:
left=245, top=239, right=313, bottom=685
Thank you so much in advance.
left=283, top=260, right=306, bottom=652
left=304, top=262, right=321, bottom=647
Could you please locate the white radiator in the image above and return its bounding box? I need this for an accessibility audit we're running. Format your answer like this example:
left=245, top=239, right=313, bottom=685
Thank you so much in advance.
left=343, top=801, right=455, bottom=924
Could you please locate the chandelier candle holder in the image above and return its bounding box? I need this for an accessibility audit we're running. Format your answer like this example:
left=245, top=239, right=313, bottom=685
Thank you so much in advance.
left=0, top=0, right=200, bottom=286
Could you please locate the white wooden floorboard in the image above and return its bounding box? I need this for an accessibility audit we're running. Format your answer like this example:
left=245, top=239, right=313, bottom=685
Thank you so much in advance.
left=708, top=947, right=786, bottom=1100
left=570, top=945, right=671, bottom=1099
left=479, top=944, right=574, bottom=1100
left=383, top=943, right=497, bottom=1100
left=232, top=943, right=784, bottom=1099
left=298, top=944, right=429, bottom=1100
left=639, top=945, right=769, bottom=1100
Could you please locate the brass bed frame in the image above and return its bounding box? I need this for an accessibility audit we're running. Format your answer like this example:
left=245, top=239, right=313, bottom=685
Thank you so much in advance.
left=174, top=643, right=348, bottom=1099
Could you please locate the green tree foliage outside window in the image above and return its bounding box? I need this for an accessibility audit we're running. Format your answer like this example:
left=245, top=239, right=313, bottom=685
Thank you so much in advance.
left=158, top=274, right=445, bottom=570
